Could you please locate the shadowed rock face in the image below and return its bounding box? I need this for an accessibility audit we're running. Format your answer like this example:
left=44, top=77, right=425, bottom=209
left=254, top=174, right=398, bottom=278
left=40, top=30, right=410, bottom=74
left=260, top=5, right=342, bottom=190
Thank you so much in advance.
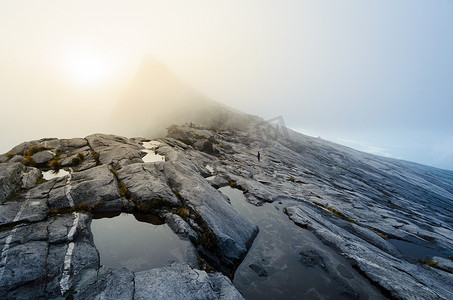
left=0, top=121, right=453, bottom=299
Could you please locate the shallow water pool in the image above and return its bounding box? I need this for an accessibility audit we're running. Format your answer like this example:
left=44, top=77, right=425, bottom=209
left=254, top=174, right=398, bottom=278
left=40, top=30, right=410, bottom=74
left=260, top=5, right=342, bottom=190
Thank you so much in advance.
left=91, top=212, right=190, bottom=272
left=387, top=238, right=452, bottom=260
left=42, top=169, right=70, bottom=180
left=141, top=141, right=165, bottom=162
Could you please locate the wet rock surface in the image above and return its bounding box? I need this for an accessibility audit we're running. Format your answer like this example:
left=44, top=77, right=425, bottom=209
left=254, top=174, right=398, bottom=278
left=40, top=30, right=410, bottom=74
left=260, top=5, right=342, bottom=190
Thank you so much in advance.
left=248, top=263, right=267, bottom=277
left=299, top=249, right=327, bottom=271
left=0, top=123, right=452, bottom=299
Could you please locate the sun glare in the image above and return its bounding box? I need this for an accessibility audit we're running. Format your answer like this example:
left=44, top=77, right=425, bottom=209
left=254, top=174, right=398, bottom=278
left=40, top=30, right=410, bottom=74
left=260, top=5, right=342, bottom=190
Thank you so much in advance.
left=64, top=51, right=108, bottom=85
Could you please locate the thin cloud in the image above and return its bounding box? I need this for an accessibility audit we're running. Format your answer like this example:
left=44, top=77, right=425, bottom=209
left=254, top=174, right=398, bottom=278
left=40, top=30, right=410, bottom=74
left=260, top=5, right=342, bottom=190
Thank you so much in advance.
left=336, top=138, right=395, bottom=158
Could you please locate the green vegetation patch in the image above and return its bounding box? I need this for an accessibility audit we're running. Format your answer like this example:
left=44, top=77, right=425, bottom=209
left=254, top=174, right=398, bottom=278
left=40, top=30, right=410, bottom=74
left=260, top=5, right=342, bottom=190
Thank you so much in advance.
left=49, top=157, right=61, bottom=172
left=310, top=191, right=323, bottom=199
left=25, top=145, right=54, bottom=157
left=199, top=258, right=213, bottom=273
left=227, top=178, right=245, bottom=191
left=70, top=152, right=86, bottom=166
left=91, top=150, right=100, bottom=165
left=178, top=207, right=190, bottom=220
left=22, top=155, right=36, bottom=167
left=374, top=231, right=388, bottom=239
left=118, top=181, right=129, bottom=198
left=173, top=190, right=183, bottom=201
left=202, top=140, right=214, bottom=153
left=49, top=201, right=93, bottom=216
left=135, top=199, right=168, bottom=212
left=313, top=201, right=357, bottom=225
left=6, top=153, right=16, bottom=160
left=77, top=152, right=85, bottom=160
left=36, top=177, right=47, bottom=185
left=418, top=258, right=453, bottom=274
left=110, top=168, right=131, bottom=199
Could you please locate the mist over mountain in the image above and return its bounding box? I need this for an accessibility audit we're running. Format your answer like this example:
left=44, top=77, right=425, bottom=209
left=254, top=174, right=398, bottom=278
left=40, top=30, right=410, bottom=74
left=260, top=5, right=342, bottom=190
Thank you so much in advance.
left=109, top=56, right=254, bottom=138
left=1, top=1, right=452, bottom=297
left=1, top=54, right=453, bottom=298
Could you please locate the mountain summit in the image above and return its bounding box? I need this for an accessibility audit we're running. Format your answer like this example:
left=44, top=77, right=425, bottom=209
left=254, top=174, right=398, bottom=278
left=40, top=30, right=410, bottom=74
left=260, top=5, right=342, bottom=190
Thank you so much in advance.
left=110, top=56, right=248, bottom=137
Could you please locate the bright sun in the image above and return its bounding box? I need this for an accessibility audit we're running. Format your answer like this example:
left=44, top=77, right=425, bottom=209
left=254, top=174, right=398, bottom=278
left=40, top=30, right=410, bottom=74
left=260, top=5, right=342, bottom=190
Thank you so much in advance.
left=64, top=51, right=108, bottom=85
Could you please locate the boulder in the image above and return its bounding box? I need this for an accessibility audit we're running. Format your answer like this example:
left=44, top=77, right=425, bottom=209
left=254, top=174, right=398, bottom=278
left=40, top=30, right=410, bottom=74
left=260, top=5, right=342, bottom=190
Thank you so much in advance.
left=134, top=264, right=244, bottom=300
left=31, top=150, right=55, bottom=165
left=44, top=213, right=97, bottom=297
left=47, top=176, right=72, bottom=209
left=21, top=167, right=41, bottom=189
left=48, top=165, right=121, bottom=210
left=0, top=162, right=25, bottom=204
left=85, top=134, right=143, bottom=169
left=60, top=138, right=88, bottom=152
left=118, top=163, right=181, bottom=208
left=162, top=161, right=258, bottom=262
left=70, top=165, right=121, bottom=208
left=208, top=176, right=229, bottom=188
left=7, top=141, right=29, bottom=156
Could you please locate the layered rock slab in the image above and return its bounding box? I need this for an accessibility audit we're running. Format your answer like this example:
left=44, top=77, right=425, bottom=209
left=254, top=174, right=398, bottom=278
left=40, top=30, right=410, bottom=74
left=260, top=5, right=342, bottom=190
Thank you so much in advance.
left=161, top=160, right=258, bottom=262
left=285, top=204, right=453, bottom=300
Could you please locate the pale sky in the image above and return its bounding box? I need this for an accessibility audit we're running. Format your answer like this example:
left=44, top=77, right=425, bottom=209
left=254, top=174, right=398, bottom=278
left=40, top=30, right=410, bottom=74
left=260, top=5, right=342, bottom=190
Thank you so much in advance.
left=1, top=0, right=452, bottom=170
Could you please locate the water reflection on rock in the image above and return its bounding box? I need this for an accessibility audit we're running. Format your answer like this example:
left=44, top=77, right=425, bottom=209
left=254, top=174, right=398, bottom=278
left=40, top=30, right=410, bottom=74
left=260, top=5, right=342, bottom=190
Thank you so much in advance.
left=219, top=186, right=385, bottom=300
left=91, top=212, right=190, bottom=272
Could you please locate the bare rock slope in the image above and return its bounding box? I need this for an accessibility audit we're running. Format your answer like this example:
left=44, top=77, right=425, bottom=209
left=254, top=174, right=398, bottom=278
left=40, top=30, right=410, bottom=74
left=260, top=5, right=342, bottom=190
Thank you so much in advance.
left=0, top=121, right=452, bottom=299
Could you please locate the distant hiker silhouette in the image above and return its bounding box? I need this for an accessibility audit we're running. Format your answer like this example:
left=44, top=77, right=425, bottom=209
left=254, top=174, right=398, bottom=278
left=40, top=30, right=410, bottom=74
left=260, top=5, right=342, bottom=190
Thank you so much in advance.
left=257, top=151, right=261, bottom=162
